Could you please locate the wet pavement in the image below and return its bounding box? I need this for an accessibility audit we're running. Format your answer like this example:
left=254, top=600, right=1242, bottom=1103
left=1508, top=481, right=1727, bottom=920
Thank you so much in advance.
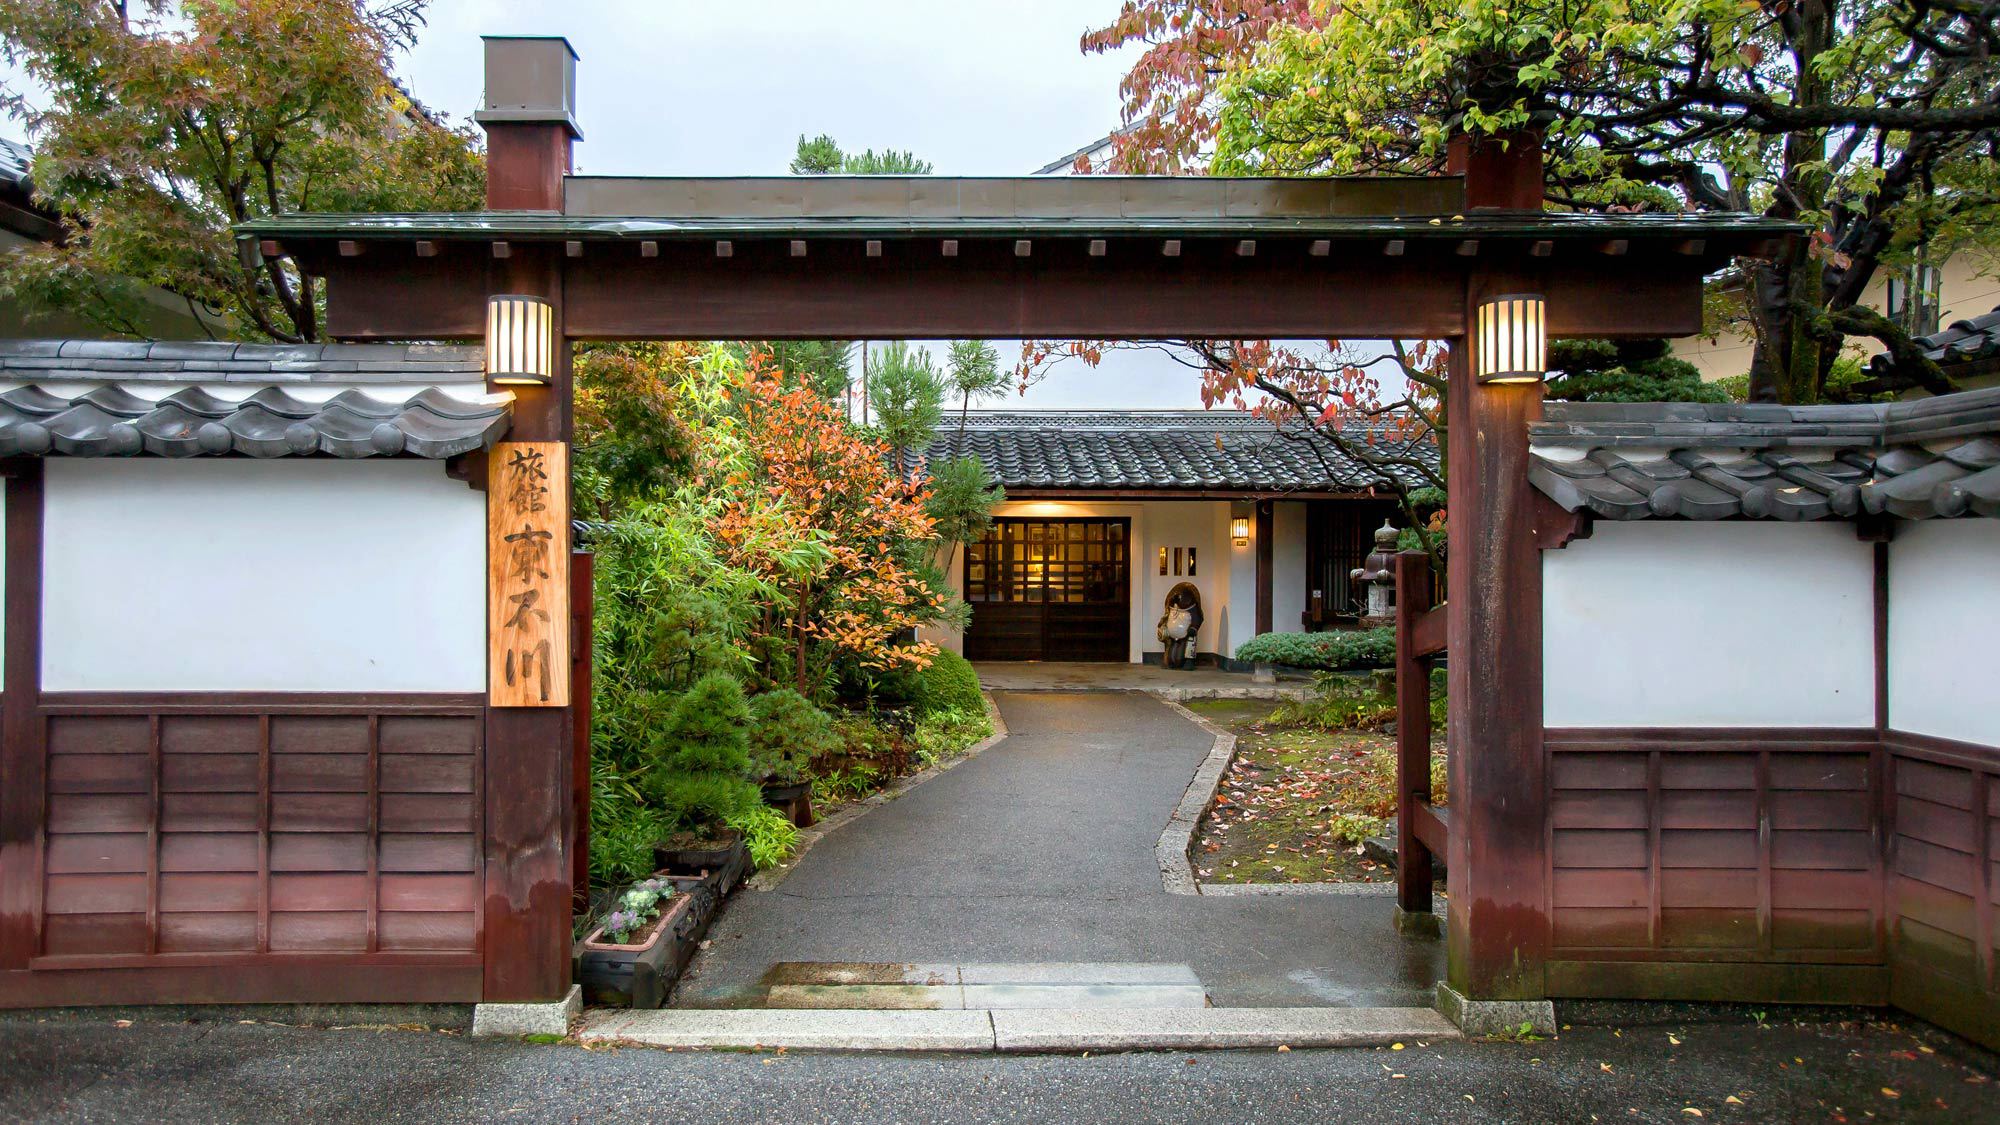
left=4, top=1004, right=1995, bottom=1124
left=674, top=691, right=1442, bottom=1009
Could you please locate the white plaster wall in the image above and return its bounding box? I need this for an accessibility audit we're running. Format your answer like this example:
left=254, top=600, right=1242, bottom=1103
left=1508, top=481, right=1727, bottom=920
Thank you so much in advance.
left=1544, top=521, right=1874, bottom=727
left=1888, top=519, right=2000, bottom=746
left=1140, top=501, right=1228, bottom=660
left=43, top=459, right=486, bottom=692
left=1272, top=502, right=1308, bottom=637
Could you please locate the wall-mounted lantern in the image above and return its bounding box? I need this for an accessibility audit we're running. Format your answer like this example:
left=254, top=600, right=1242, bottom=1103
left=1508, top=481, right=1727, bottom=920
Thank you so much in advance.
left=1230, top=516, right=1251, bottom=546
left=486, top=294, right=555, bottom=385
left=1349, top=520, right=1402, bottom=625
left=1475, top=293, right=1546, bottom=384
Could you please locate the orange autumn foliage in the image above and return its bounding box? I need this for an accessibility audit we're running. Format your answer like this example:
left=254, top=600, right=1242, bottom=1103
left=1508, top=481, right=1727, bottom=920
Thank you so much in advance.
left=709, top=359, right=945, bottom=692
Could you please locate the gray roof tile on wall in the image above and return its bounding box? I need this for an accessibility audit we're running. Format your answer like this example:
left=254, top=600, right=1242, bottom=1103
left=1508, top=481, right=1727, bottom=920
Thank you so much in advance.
left=0, top=338, right=486, bottom=384
left=1865, top=306, right=2000, bottom=382
left=1529, top=386, right=2000, bottom=520
left=921, top=410, right=1436, bottom=493
left=0, top=383, right=510, bottom=460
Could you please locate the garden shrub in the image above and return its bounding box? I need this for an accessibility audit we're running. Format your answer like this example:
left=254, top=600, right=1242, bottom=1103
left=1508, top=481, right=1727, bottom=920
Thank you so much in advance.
left=746, top=688, right=838, bottom=784
left=1234, top=627, right=1395, bottom=671
left=656, top=672, right=751, bottom=775
left=645, top=770, right=762, bottom=830
left=908, top=648, right=983, bottom=716
left=910, top=705, right=993, bottom=769
left=726, top=804, right=801, bottom=869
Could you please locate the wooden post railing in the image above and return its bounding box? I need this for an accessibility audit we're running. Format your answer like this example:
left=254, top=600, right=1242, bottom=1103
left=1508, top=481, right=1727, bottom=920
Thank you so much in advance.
left=1394, top=549, right=1447, bottom=936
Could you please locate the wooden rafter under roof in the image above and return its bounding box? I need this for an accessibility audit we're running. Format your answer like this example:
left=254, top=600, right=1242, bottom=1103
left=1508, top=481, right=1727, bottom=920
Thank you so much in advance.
left=235, top=174, right=1801, bottom=343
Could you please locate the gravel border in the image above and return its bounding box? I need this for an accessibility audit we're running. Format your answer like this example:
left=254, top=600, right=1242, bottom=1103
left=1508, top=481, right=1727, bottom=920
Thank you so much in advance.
left=748, top=693, right=1009, bottom=892
left=1149, top=694, right=1401, bottom=899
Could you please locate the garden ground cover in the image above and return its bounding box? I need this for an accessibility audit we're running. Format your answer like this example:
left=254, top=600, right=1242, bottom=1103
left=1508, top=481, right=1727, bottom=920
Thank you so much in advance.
left=1186, top=697, right=1444, bottom=886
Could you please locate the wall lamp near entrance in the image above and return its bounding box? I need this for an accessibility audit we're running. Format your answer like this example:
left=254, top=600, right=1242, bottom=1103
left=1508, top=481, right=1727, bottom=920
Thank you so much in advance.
left=1231, top=516, right=1251, bottom=546
left=1474, top=293, right=1547, bottom=384
left=486, top=294, right=555, bottom=385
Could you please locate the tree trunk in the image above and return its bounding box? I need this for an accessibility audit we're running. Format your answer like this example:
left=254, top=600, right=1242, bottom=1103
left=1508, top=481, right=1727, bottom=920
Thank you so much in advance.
left=1747, top=2, right=1835, bottom=405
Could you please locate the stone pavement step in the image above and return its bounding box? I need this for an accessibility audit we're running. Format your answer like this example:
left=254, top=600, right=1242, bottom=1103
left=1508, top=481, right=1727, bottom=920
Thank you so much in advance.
left=577, top=1006, right=1461, bottom=1052
left=988, top=1006, right=1459, bottom=1051
left=759, top=962, right=1209, bottom=1010
left=584, top=1008, right=994, bottom=1051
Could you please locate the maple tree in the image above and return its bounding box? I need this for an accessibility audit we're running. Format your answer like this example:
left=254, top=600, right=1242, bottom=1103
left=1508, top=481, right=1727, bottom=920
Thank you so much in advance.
left=0, top=0, right=483, bottom=341
left=1020, top=336, right=1447, bottom=566
left=1083, top=1, right=2000, bottom=403
left=711, top=358, right=953, bottom=695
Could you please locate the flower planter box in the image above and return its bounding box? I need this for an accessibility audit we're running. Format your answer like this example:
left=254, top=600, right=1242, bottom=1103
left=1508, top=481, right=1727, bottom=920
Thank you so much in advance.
left=653, top=832, right=752, bottom=896
left=576, top=875, right=721, bottom=1009
left=762, top=779, right=816, bottom=829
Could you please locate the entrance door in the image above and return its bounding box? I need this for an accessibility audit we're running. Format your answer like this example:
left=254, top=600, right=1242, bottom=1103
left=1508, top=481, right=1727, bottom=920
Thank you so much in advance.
left=963, top=517, right=1129, bottom=661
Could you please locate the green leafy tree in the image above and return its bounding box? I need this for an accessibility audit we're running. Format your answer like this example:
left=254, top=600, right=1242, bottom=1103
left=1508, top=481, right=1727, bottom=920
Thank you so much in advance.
left=655, top=671, right=752, bottom=776
left=762, top=339, right=852, bottom=400
left=1085, top=1, right=2000, bottom=402
left=924, top=453, right=1003, bottom=578
left=946, top=339, right=1008, bottom=432
left=1545, top=340, right=1731, bottom=404
left=0, top=0, right=485, bottom=341
left=868, top=341, right=946, bottom=476
left=791, top=132, right=934, bottom=175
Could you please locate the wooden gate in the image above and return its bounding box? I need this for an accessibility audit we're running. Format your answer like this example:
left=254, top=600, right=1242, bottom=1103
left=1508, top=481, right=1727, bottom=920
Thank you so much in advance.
left=1394, top=550, right=1449, bottom=930
left=963, top=518, right=1130, bottom=662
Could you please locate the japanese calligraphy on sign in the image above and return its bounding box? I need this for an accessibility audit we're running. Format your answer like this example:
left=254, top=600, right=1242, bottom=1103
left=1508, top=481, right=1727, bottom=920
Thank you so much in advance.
left=488, top=441, right=570, bottom=707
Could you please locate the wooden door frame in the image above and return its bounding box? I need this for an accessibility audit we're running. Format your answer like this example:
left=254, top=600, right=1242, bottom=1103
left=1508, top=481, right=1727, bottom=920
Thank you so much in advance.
left=964, top=515, right=1131, bottom=662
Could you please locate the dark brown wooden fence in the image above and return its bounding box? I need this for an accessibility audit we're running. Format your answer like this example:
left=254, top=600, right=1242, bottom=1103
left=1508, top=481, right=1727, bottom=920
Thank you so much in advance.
left=4, top=694, right=485, bottom=1006
left=1885, top=731, right=1999, bottom=1046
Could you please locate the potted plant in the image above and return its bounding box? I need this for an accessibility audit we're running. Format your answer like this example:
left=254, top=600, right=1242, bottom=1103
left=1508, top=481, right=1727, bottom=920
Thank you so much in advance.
left=747, top=688, right=838, bottom=827
left=577, top=876, right=694, bottom=1009
left=644, top=672, right=756, bottom=887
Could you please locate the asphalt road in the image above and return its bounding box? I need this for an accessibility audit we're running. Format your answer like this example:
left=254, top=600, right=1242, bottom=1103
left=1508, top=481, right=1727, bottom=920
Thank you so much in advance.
left=3, top=1006, right=1994, bottom=1124
left=678, top=691, right=1442, bottom=1009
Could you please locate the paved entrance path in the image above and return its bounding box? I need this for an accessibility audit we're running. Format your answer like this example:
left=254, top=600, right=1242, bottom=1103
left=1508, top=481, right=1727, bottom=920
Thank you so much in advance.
left=675, top=692, right=1441, bottom=1009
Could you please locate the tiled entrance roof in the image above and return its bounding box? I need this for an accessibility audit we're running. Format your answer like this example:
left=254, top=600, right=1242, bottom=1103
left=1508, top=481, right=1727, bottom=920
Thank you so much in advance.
left=1529, top=387, right=2000, bottom=520
left=923, top=410, right=1436, bottom=494
left=1864, top=305, right=2000, bottom=384
left=0, top=339, right=507, bottom=459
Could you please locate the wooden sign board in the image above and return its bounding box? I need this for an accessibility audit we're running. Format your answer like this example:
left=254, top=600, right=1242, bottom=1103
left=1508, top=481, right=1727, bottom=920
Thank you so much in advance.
left=488, top=441, right=570, bottom=707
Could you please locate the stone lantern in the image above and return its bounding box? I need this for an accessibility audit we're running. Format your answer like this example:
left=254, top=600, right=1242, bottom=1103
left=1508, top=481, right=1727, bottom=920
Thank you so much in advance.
left=1350, top=520, right=1401, bottom=627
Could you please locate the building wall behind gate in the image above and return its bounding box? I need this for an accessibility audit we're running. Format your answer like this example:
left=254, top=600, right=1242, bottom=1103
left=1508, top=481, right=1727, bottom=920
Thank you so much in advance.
left=1541, top=522, right=1888, bottom=1003
left=1882, top=520, right=2000, bottom=1045
left=4, top=460, right=490, bottom=1006
left=1538, top=518, right=2000, bottom=1044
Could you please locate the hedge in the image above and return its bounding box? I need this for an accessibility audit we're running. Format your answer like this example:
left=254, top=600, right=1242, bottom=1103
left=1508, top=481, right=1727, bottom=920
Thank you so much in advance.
left=1233, top=627, right=1395, bottom=671
left=910, top=648, right=985, bottom=716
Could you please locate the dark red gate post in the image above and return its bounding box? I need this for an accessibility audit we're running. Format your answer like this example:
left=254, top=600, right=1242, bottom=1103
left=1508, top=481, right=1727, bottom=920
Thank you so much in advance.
left=478, top=36, right=581, bottom=1003
left=1441, top=130, right=1553, bottom=1009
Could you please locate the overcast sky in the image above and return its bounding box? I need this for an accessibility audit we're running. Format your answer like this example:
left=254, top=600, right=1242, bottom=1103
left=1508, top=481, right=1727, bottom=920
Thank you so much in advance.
left=398, top=2, right=1221, bottom=409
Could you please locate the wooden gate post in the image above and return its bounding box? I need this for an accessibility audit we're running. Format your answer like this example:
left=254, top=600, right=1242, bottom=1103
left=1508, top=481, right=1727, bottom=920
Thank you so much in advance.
left=1442, top=299, right=1550, bottom=1002
left=477, top=35, right=581, bottom=1003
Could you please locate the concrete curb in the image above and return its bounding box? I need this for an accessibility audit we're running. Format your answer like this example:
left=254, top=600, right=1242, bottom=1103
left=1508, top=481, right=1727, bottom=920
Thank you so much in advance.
left=1151, top=696, right=1235, bottom=895
left=749, top=693, right=1009, bottom=892
left=471, top=985, right=580, bottom=1038
left=578, top=1005, right=1460, bottom=1053
left=1436, top=982, right=1558, bottom=1038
